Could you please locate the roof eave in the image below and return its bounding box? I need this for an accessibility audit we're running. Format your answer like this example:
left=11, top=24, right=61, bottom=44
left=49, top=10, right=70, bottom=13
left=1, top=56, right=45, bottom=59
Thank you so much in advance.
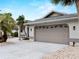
left=24, top=17, right=78, bottom=25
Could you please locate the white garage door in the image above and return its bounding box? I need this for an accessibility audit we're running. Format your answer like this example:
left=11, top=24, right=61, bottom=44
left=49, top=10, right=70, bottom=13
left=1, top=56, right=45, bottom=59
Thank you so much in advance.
left=35, top=24, right=69, bottom=44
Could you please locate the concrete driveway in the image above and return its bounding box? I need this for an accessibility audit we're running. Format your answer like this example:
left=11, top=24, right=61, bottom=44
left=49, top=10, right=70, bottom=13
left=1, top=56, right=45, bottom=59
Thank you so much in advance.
left=0, top=38, right=67, bottom=59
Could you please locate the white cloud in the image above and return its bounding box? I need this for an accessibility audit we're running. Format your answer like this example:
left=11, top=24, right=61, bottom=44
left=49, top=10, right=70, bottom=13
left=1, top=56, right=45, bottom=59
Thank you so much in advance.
left=0, top=8, right=11, bottom=13
left=59, top=6, right=74, bottom=14
left=26, top=3, right=59, bottom=20
left=33, top=3, right=56, bottom=18
left=29, top=3, right=39, bottom=7
left=0, top=8, right=20, bottom=20
left=25, top=2, right=56, bottom=20
left=38, top=4, right=54, bottom=11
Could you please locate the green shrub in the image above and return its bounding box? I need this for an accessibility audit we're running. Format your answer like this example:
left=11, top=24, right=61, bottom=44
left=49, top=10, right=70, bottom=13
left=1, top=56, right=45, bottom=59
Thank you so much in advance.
left=11, top=32, right=18, bottom=37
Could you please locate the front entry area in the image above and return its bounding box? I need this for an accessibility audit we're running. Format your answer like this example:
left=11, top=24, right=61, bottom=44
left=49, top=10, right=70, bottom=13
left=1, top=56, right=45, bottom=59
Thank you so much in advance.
left=35, top=24, right=69, bottom=44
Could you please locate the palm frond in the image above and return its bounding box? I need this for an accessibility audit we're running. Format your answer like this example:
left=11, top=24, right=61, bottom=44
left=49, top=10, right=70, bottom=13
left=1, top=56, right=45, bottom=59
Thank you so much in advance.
left=52, top=0, right=76, bottom=6
left=0, top=13, right=16, bottom=34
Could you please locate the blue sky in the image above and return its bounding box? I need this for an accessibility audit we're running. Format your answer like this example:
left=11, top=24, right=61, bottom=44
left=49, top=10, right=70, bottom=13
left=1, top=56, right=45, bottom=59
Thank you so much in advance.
left=0, top=0, right=77, bottom=20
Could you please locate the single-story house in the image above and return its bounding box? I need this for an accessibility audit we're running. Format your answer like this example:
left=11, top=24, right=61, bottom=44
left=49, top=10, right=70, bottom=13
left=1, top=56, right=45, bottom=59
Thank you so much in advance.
left=24, top=11, right=79, bottom=44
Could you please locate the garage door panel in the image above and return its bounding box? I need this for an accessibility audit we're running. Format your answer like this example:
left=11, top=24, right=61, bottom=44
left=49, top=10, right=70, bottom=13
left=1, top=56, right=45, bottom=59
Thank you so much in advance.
left=35, top=25, right=69, bottom=44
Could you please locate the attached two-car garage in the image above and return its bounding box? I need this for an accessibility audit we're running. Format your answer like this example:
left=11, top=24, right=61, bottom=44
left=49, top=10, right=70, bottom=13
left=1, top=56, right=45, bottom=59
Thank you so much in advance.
left=35, top=24, right=69, bottom=44
left=26, top=14, right=78, bottom=45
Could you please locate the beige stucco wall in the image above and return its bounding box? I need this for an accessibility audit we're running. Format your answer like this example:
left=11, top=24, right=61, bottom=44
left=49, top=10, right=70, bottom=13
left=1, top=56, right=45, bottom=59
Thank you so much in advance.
left=68, top=21, right=79, bottom=39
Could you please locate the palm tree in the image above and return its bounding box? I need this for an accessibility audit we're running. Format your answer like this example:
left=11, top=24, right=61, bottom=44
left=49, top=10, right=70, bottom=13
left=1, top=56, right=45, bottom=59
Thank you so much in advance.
left=52, top=0, right=79, bottom=16
left=16, top=15, right=25, bottom=40
left=16, top=15, right=25, bottom=32
left=0, top=13, right=16, bottom=42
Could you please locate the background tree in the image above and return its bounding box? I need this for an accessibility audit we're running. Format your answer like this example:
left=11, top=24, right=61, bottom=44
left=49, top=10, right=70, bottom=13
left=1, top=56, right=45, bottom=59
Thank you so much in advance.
left=16, top=15, right=25, bottom=32
left=52, top=0, right=79, bottom=16
left=0, top=13, right=16, bottom=42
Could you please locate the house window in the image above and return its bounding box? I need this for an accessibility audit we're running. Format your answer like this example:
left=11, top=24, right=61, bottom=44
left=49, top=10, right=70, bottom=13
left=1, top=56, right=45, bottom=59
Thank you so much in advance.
left=46, top=26, right=49, bottom=29
left=55, top=25, right=58, bottom=28
left=43, top=26, right=45, bottom=29
left=51, top=26, right=53, bottom=28
left=59, top=25, right=63, bottom=28
left=35, top=27, right=38, bottom=29
left=64, top=25, right=68, bottom=28
left=39, top=26, right=41, bottom=29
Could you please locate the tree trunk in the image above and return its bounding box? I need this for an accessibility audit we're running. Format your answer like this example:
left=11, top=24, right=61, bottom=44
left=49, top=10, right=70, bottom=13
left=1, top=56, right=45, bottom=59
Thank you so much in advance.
left=76, top=0, right=79, bottom=17
left=2, top=31, right=7, bottom=42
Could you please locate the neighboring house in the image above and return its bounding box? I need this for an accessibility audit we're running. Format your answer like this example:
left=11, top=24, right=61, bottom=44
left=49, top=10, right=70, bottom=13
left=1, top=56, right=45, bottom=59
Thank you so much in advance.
left=24, top=11, right=79, bottom=44
left=18, top=20, right=31, bottom=40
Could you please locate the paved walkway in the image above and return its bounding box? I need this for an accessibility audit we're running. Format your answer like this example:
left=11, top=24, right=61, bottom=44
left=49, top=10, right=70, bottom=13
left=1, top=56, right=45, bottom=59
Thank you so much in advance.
left=43, top=46, right=79, bottom=59
left=0, top=37, right=66, bottom=59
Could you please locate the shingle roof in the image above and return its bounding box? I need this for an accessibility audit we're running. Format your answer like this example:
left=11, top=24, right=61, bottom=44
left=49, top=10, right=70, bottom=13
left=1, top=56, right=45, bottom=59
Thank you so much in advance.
left=44, top=11, right=64, bottom=18
left=24, top=14, right=78, bottom=25
left=34, top=14, right=77, bottom=22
